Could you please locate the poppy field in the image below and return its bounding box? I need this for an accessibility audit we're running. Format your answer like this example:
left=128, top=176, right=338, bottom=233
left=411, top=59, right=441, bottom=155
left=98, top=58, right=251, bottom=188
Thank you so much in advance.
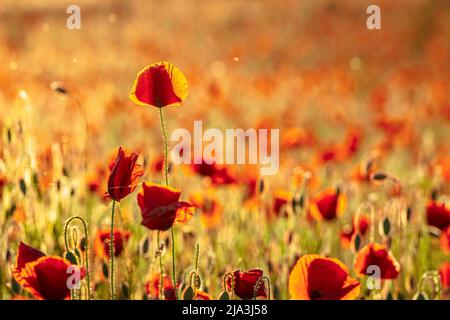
left=0, top=0, right=449, bottom=301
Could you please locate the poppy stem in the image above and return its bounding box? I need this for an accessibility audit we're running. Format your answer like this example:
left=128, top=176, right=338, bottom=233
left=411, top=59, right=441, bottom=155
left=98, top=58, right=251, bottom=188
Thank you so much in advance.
left=63, top=215, right=91, bottom=300
left=156, top=231, right=163, bottom=300
left=158, top=107, right=178, bottom=299
left=109, top=200, right=116, bottom=300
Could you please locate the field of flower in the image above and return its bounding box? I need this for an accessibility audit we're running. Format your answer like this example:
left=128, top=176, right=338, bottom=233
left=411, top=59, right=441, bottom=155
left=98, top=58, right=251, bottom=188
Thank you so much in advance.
left=0, top=0, right=449, bottom=300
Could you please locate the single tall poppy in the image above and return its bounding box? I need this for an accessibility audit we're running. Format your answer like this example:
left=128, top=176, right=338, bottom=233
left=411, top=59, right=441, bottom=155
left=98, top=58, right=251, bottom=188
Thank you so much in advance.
left=354, top=243, right=400, bottom=279
left=289, top=254, right=360, bottom=300
left=226, top=269, right=267, bottom=300
left=129, top=61, right=188, bottom=108
left=137, top=182, right=195, bottom=231
left=106, top=147, right=144, bottom=202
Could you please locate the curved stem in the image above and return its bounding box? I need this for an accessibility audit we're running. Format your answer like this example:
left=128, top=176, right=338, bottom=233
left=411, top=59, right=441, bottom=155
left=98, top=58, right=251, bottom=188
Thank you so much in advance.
left=109, top=200, right=116, bottom=300
left=64, top=215, right=91, bottom=300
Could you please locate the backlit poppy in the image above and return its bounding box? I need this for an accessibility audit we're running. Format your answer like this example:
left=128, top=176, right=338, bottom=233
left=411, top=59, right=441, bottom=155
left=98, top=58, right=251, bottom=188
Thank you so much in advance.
left=106, top=147, right=144, bottom=202
left=439, top=262, right=450, bottom=290
left=138, top=182, right=195, bottom=231
left=189, top=191, right=222, bottom=229
left=226, top=269, right=267, bottom=300
left=13, top=242, right=83, bottom=300
left=94, top=229, right=130, bottom=259
left=441, top=227, right=450, bottom=254
left=129, top=61, right=188, bottom=108
left=289, top=254, right=360, bottom=300
left=146, top=272, right=177, bottom=300
left=309, top=188, right=347, bottom=221
left=354, top=243, right=400, bottom=279
left=426, top=200, right=450, bottom=231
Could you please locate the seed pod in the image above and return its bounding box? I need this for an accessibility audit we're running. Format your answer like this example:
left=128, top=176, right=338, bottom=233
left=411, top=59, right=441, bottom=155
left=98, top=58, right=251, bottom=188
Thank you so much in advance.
left=19, top=179, right=27, bottom=195
left=380, top=217, right=391, bottom=237
left=65, top=251, right=78, bottom=265
left=182, top=286, right=195, bottom=300
left=353, top=233, right=362, bottom=252
left=257, top=178, right=265, bottom=194
left=371, top=172, right=387, bottom=181
left=102, top=261, right=109, bottom=278
left=218, top=291, right=230, bottom=300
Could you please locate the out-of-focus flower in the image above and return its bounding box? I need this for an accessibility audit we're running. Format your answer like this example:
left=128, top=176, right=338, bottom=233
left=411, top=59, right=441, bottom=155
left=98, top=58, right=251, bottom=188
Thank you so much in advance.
left=426, top=200, right=450, bottom=231
left=13, top=242, right=83, bottom=300
left=226, top=269, right=267, bottom=300
left=340, top=214, right=370, bottom=248
left=189, top=191, right=222, bottom=229
left=354, top=243, right=400, bottom=279
left=289, top=254, right=360, bottom=300
left=309, top=188, right=347, bottom=221
left=194, top=290, right=212, bottom=300
left=146, top=272, right=177, bottom=300
left=272, top=189, right=293, bottom=216
left=441, top=227, right=450, bottom=254
left=137, top=182, right=195, bottom=231
left=129, top=61, right=188, bottom=108
left=106, top=147, right=144, bottom=202
left=191, top=159, right=236, bottom=185
left=94, top=229, right=130, bottom=259
left=281, top=127, right=315, bottom=150
left=439, top=262, right=450, bottom=289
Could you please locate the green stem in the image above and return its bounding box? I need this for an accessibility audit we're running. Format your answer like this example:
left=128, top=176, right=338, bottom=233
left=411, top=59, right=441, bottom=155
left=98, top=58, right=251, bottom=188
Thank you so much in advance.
left=110, top=200, right=116, bottom=300
left=157, top=231, right=163, bottom=300
left=64, top=216, right=91, bottom=300
left=159, top=107, right=177, bottom=298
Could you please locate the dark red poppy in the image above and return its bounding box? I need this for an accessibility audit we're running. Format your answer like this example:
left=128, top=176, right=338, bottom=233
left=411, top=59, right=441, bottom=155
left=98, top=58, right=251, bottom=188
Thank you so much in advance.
left=106, top=147, right=144, bottom=202
left=191, top=159, right=236, bottom=185
left=13, top=242, right=83, bottom=300
left=226, top=269, right=267, bottom=300
left=94, top=229, right=130, bottom=258
left=146, top=272, right=177, bottom=300
left=426, top=200, right=450, bottom=231
left=137, top=182, right=195, bottom=231
left=440, top=262, right=450, bottom=289
left=354, top=243, right=400, bottom=279
left=309, top=189, right=347, bottom=221
left=129, top=61, right=188, bottom=108
left=289, top=255, right=360, bottom=300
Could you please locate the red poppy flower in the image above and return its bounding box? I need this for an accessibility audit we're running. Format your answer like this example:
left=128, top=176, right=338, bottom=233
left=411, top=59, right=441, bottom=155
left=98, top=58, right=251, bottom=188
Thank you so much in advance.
left=146, top=272, right=177, bottom=300
left=106, top=147, right=144, bottom=202
left=309, top=189, right=347, bottom=221
left=340, top=214, right=370, bottom=248
left=289, top=255, right=360, bottom=300
left=13, top=242, right=83, bottom=300
left=439, top=262, right=450, bottom=289
left=94, top=229, right=130, bottom=259
left=191, top=159, right=237, bottom=185
left=226, top=269, right=267, bottom=300
left=129, top=61, right=188, bottom=108
left=272, top=189, right=292, bottom=216
left=194, top=290, right=212, bottom=300
left=354, top=243, right=400, bottom=279
left=137, top=182, right=195, bottom=231
left=189, top=191, right=222, bottom=229
left=426, top=200, right=450, bottom=231
left=441, top=227, right=450, bottom=254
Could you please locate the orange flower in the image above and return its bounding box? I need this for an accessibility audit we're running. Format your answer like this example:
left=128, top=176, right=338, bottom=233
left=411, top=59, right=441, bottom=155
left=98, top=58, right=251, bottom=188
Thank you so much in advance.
left=439, top=262, right=450, bottom=289
left=189, top=191, right=222, bottom=229
left=272, top=189, right=293, bottom=216
left=289, top=255, right=360, bottom=300
left=309, top=188, right=347, bottom=221
left=426, top=200, right=450, bottom=231
left=354, top=243, right=400, bottom=279
left=94, top=229, right=130, bottom=259
left=137, top=182, right=195, bottom=231
left=13, top=242, right=83, bottom=300
left=106, top=147, right=144, bottom=202
left=340, top=214, right=370, bottom=248
left=441, top=227, right=450, bottom=254
left=129, top=61, right=188, bottom=108
left=146, top=272, right=177, bottom=300
left=226, top=269, right=267, bottom=300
